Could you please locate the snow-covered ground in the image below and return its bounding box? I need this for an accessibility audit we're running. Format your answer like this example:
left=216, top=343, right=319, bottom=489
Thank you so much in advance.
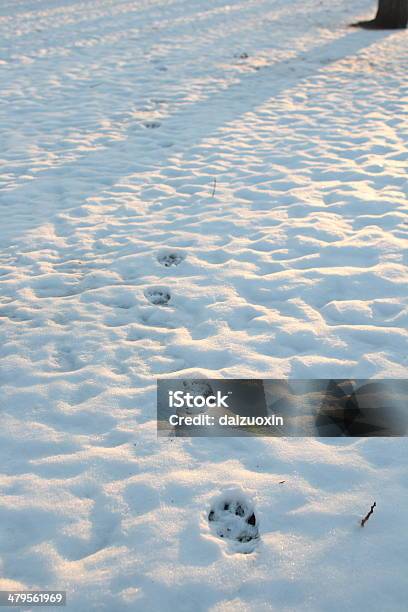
left=1, top=0, right=408, bottom=610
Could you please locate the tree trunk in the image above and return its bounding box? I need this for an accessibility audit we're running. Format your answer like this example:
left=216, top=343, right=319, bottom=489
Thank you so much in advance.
left=352, top=0, right=408, bottom=29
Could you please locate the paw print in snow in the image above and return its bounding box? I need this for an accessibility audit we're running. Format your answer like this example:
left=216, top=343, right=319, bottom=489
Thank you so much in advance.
left=208, top=489, right=259, bottom=553
left=145, top=287, right=171, bottom=306
left=157, top=252, right=185, bottom=267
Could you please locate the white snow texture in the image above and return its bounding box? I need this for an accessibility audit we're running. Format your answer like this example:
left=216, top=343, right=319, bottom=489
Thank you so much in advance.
left=0, top=0, right=407, bottom=611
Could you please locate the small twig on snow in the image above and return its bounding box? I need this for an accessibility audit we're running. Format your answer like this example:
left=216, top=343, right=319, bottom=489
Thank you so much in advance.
left=361, top=502, right=376, bottom=527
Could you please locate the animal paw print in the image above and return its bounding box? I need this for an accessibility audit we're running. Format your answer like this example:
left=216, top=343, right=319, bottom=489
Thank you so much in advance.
left=145, top=287, right=171, bottom=306
left=157, top=251, right=185, bottom=267
left=208, top=490, right=259, bottom=552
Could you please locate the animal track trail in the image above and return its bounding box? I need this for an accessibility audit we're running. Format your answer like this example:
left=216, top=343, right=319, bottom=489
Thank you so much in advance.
left=208, top=489, right=259, bottom=553
left=147, top=251, right=185, bottom=310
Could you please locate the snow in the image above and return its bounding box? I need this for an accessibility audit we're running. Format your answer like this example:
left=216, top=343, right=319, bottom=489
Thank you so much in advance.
left=0, top=0, right=407, bottom=610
